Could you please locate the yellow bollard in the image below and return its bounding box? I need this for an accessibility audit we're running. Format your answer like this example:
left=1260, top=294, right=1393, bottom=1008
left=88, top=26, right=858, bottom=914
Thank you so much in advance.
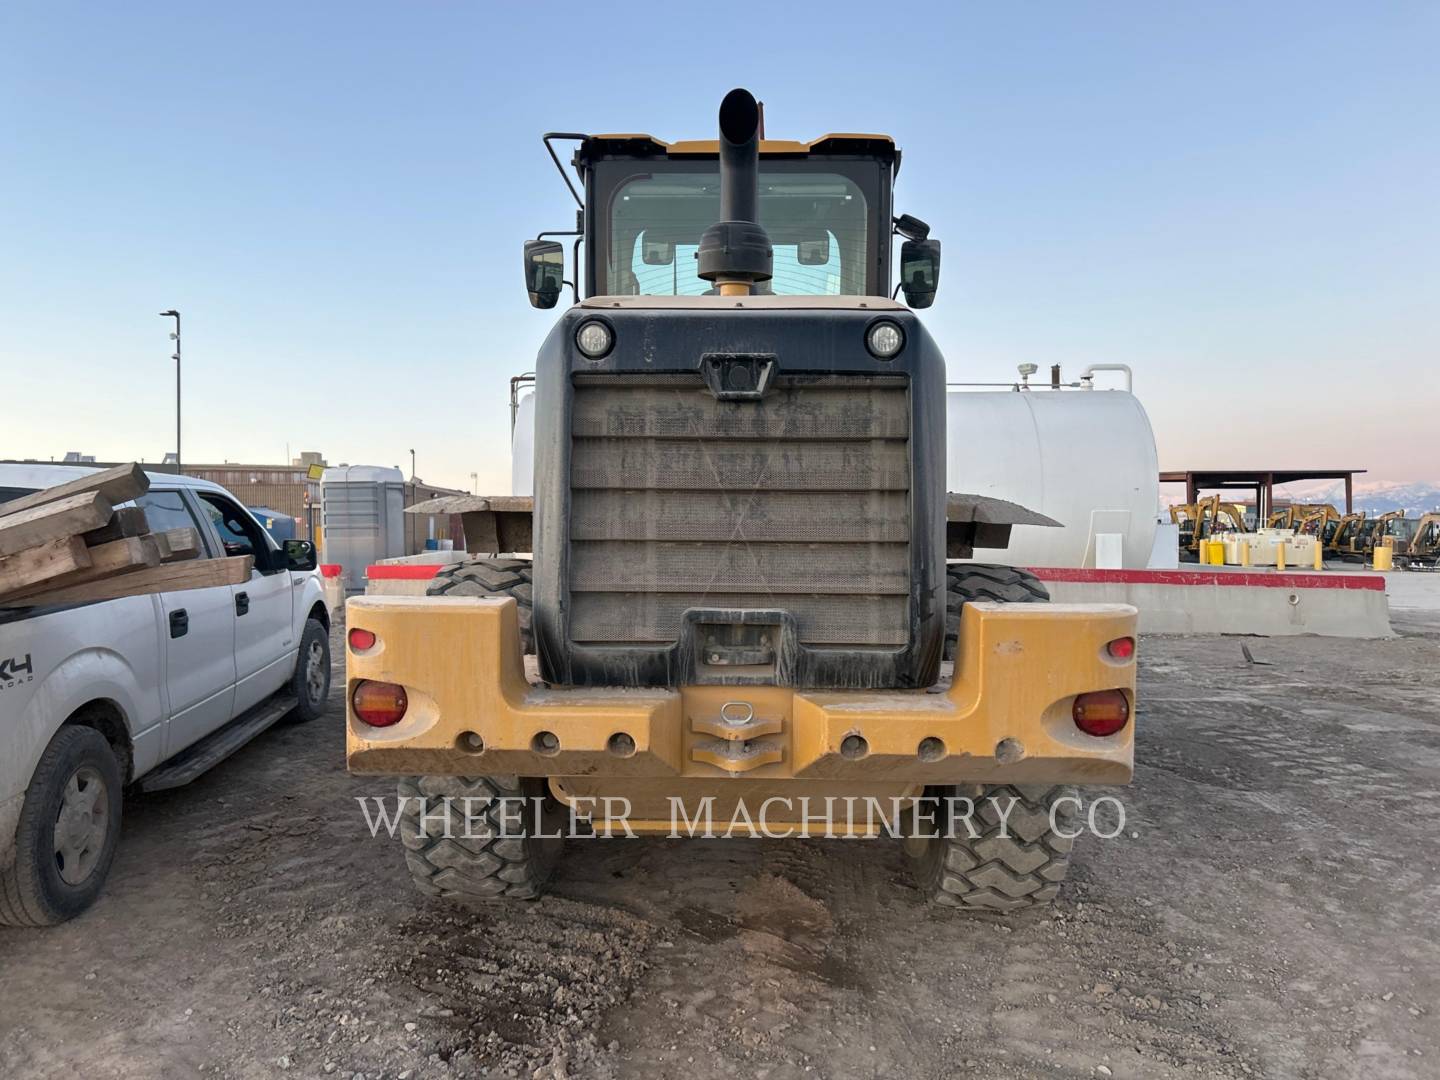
left=1212, top=541, right=1227, bottom=566
left=1241, top=541, right=1252, bottom=567
left=1275, top=542, right=1286, bottom=571
left=1198, top=539, right=1209, bottom=564
left=1313, top=540, right=1323, bottom=570
left=1373, top=541, right=1394, bottom=572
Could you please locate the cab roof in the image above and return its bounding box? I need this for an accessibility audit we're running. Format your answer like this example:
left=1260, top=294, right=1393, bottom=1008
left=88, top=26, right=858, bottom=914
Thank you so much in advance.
left=577, top=133, right=900, bottom=175
left=0, top=462, right=229, bottom=497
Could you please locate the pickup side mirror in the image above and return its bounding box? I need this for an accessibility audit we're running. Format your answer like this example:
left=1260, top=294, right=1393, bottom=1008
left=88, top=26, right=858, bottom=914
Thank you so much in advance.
left=899, top=238, right=941, bottom=309
left=282, top=539, right=317, bottom=573
left=524, top=240, right=566, bottom=309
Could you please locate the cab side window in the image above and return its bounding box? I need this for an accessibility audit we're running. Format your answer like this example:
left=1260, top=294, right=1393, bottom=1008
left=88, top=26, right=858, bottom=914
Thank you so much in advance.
left=197, top=493, right=274, bottom=570
left=137, top=490, right=212, bottom=557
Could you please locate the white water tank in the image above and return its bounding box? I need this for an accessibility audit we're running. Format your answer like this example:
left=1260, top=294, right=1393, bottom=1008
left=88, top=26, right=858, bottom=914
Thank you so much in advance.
left=511, top=391, right=536, bottom=495
left=947, top=387, right=1158, bottom=569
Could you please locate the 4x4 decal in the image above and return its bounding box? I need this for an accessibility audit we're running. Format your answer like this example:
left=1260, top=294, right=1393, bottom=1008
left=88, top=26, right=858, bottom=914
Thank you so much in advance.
left=0, top=652, right=34, bottom=689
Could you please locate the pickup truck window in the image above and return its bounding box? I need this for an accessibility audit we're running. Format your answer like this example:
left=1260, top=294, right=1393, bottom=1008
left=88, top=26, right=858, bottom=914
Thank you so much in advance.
left=138, top=491, right=211, bottom=556
left=197, top=493, right=269, bottom=565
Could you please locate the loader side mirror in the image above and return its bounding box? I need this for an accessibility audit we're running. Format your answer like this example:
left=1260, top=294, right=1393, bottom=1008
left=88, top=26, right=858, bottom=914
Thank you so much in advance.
left=523, top=240, right=566, bottom=309
left=899, top=238, right=941, bottom=308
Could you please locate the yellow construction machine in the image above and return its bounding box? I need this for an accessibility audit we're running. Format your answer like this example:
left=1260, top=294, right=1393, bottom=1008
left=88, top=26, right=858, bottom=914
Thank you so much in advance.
left=1172, top=495, right=1246, bottom=561
left=345, top=89, right=1137, bottom=913
left=1266, top=503, right=1337, bottom=531
left=1397, top=513, right=1440, bottom=570
left=1326, top=511, right=1366, bottom=556
left=1341, top=510, right=1405, bottom=562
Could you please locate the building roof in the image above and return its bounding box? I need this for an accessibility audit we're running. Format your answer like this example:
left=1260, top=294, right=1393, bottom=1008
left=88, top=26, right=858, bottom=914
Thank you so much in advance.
left=1160, top=468, right=1366, bottom=485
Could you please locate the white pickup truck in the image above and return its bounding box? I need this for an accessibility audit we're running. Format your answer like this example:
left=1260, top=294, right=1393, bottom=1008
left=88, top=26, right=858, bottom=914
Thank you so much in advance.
left=0, top=465, right=331, bottom=926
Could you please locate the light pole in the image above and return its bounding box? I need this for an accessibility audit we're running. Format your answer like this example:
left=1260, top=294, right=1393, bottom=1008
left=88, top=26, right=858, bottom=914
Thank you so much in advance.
left=409, top=448, right=416, bottom=481
left=159, top=310, right=181, bottom=472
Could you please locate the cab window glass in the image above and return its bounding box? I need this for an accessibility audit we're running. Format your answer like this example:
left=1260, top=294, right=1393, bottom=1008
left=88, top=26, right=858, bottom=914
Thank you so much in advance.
left=609, top=171, right=868, bottom=296
left=137, top=490, right=210, bottom=555
left=198, top=493, right=268, bottom=563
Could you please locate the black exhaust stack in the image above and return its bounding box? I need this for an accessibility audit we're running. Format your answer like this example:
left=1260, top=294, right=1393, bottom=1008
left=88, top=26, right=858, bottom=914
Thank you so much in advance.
left=697, top=88, right=773, bottom=295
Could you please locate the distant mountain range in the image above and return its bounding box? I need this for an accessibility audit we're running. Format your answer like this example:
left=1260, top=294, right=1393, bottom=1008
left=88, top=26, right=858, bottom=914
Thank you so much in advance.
left=1336, top=482, right=1440, bottom=516
left=1160, top=480, right=1440, bottom=515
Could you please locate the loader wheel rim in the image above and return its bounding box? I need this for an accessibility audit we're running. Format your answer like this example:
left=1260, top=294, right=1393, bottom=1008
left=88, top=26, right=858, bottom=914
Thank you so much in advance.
left=304, top=639, right=328, bottom=705
left=54, top=765, right=110, bottom=886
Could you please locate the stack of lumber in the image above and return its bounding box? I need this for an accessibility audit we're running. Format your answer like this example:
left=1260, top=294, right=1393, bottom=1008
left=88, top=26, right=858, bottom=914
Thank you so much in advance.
left=0, top=463, right=253, bottom=608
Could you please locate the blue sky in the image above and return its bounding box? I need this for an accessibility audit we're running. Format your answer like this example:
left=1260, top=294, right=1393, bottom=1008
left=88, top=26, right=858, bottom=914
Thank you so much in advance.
left=2, top=2, right=1435, bottom=493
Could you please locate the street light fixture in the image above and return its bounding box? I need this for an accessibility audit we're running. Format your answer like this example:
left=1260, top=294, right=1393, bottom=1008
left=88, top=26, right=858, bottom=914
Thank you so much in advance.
left=159, top=310, right=181, bottom=472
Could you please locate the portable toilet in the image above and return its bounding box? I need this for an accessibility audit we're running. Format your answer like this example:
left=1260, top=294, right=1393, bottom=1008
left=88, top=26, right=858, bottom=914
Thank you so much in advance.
left=320, top=465, right=406, bottom=592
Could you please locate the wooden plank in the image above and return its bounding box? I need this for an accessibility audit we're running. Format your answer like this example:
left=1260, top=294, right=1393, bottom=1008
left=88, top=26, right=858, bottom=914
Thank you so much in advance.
left=80, top=506, right=149, bottom=546
left=0, top=491, right=115, bottom=557
left=0, top=535, right=93, bottom=598
left=0, top=463, right=149, bottom=519
left=154, top=528, right=201, bottom=563
left=3, top=556, right=254, bottom=608
left=1, top=536, right=160, bottom=601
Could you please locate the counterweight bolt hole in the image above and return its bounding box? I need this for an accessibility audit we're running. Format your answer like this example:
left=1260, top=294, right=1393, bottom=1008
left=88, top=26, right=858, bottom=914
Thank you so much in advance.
left=917, top=737, right=945, bottom=762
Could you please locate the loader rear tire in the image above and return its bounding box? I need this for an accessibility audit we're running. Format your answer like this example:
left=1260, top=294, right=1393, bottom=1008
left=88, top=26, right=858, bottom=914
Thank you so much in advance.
left=398, top=775, right=562, bottom=903
left=944, top=563, right=1049, bottom=661
left=908, top=784, right=1078, bottom=912
left=426, top=558, right=534, bottom=654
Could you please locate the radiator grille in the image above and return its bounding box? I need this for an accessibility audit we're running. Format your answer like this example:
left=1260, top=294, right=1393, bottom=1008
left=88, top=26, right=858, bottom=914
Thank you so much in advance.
left=568, top=374, right=911, bottom=647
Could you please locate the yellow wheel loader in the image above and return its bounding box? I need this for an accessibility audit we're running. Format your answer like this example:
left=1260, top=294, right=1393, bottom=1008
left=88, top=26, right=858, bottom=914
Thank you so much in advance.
left=345, top=90, right=1137, bottom=912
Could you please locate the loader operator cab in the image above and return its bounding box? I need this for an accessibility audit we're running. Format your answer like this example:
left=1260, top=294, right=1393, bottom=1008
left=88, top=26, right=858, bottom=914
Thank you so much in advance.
left=524, top=124, right=941, bottom=308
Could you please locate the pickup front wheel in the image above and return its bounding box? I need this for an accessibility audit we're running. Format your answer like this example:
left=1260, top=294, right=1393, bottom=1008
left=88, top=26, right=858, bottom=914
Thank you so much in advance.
left=286, top=618, right=332, bottom=723
left=0, top=724, right=124, bottom=927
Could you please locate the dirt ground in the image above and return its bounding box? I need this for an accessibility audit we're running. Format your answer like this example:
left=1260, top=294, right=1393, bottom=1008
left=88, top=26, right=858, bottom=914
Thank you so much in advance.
left=2, top=609, right=1438, bottom=1080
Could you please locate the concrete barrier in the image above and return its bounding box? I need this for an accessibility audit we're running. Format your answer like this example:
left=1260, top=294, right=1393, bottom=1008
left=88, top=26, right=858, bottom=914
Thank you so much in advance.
left=1031, top=567, right=1392, bottom=638
left=320, top=564, right=348, bottom=612
left=373, top=551, right=468, bottom=567
left=361, top=560, right=1396, bottom=637
left=364, top=562, right=444, bottom=597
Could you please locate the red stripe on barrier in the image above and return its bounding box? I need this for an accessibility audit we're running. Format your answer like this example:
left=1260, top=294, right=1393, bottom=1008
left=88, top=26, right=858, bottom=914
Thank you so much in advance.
left=1027, top=567, right=1385, bottom=592
left=365, top=564, right=444, bottom=580
left=319, top=564, right=343, bottom=579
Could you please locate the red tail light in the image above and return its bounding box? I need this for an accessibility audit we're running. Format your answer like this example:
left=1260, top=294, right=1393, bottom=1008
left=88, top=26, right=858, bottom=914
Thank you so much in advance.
left=352, top=680, right=407, bottom=727
left=1073, top=690, right=1130, bottom=737
left=1106, top=636, right=1136, bottom=661
left=348, top=628, right=377, bottom=652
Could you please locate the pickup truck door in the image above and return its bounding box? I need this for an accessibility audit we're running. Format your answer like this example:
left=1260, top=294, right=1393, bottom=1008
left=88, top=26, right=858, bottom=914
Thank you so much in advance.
left=194, top=491, right=295, bottom=715
left=137, top=489, right=237, bottom=757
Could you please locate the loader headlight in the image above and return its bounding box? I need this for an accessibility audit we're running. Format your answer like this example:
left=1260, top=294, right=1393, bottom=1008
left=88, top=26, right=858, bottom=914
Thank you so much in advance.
left=576, top=319, right=614, bottom=359
left=865, top=319, right=904, bottom=359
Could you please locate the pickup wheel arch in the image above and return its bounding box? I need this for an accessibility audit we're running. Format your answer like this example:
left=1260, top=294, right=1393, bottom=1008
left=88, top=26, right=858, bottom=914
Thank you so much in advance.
left=65, top=700, right=134, bottom=785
